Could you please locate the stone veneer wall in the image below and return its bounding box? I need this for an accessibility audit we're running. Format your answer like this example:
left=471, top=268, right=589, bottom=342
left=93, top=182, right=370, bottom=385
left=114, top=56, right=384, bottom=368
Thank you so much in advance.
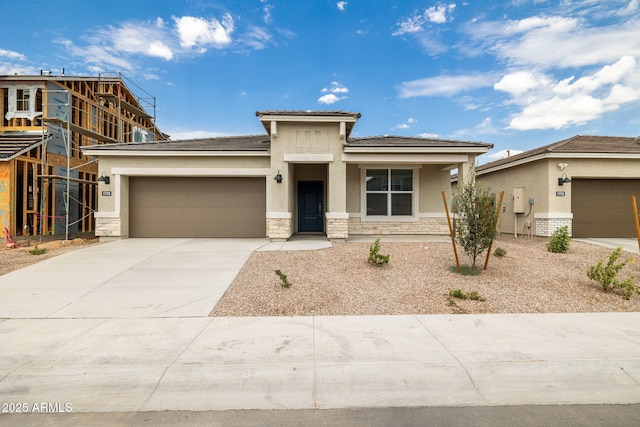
left=95, top=216, right=122, bottom=238
left=535, top=217, right=573, bottom=237
left=267, top=217, right=292, bottom=240
left=348, top=216, right=449, bottom=235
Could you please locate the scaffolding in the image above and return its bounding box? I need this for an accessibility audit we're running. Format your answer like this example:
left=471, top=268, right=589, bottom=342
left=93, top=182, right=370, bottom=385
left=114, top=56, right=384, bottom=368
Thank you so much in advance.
left=33, top=73, right=161, bottom=239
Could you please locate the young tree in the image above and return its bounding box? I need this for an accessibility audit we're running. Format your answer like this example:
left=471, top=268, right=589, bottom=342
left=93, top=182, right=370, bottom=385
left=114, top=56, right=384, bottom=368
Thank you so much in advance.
left=454, top=165, right=498, bottom=268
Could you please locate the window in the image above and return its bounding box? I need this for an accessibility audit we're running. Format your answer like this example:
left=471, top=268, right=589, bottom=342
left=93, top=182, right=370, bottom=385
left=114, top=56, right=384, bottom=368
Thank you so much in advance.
left=16, top=89, right=30, bottom=111
left=365, top=168, right=413, bottom=216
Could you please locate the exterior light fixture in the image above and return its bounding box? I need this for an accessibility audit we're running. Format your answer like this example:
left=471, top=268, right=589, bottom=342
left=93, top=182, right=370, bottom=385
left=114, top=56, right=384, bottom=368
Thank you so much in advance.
left=274, top=171, right=283, bottom=184
left=558, top=173, right=571, bottom=186
left=98, top=172, right=110, bottom=185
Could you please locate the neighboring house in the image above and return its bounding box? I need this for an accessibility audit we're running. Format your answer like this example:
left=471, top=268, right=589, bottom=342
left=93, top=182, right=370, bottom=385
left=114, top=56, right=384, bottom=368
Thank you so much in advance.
left=471, top=135, right=640, bottom=238
left=0, top=73, right=167, bottom=237
left=83, top=110, right=492, bottom=241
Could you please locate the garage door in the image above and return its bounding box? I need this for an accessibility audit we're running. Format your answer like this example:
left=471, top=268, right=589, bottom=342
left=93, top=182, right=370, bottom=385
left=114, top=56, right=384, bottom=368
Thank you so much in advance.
left=572, top=179, right=640, bottom=238
left=129, top=177, right=266, bottom=238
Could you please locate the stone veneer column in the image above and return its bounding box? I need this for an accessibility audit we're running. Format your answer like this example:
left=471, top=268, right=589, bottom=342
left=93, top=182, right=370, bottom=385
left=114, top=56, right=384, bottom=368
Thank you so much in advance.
left=266, top=212, right=292, bottom=241
left=94, top=213, right=123, bottom=241
left=326, top=213, right=349, bottom=240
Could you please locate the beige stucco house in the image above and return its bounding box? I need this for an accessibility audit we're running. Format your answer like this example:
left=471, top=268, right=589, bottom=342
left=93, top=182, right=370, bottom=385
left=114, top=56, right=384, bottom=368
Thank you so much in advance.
left=83, top=110, right=492, bottom=241
left=471, top=135, right=640, bottom=238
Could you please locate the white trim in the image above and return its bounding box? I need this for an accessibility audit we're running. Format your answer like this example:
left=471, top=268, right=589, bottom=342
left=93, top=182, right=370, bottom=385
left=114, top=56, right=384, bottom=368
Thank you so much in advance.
left=417, top=212, right=448, bottom=218
left=83, top=150, right=270, bottom=157
left=326, top=212, right=349, bottom=219
left=266, top=212, right=292, bottom=219
left=343, top=153, right=469, bottom=163
left=258, top=114, right=359, bottom=123
left=284, top=153, right=334, bottom=163
left=534, top=212, right=574, bottom=219
left=94, top=212, right=119, bottom=218
left=111, top=167, right=270, bottom=177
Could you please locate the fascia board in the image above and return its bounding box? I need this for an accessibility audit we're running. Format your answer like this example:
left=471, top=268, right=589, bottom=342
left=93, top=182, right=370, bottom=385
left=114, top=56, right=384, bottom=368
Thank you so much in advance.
left=82, top=150, right=269, bottom=157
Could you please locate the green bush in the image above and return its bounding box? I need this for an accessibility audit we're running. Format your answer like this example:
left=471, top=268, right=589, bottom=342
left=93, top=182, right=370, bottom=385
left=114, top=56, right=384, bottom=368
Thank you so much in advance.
left=29, top=245, right=47, bottom=256
left=368, top=238, right=390, bottom=266
left=547, top=226, right=570, bottom=253
left=587, top=247, right=637, bottom=300
left=274, top=269, right=292, bottom=288
left=493, top=247, right=507, bottom=257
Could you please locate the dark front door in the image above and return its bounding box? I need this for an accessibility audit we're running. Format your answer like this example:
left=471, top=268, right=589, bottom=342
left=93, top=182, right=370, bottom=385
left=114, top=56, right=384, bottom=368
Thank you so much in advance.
left=298, top=181, right=324, bottom=232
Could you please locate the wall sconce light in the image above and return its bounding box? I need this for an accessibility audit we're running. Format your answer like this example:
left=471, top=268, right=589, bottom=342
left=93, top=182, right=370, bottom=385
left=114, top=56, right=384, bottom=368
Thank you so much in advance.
left=274, top=171, right=283, bottom=184
left=98, top=172, right=110, bottom=185
left=558, top=173, right=571, bottom=186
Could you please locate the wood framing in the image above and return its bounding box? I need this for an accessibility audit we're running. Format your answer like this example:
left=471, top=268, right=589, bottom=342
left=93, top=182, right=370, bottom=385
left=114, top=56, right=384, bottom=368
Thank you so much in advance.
left=0, top=73, right=168, bottom=237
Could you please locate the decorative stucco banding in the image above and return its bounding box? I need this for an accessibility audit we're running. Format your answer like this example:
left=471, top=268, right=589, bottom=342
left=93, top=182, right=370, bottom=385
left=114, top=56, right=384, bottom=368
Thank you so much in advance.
left=284, top=153, right=334, bottom=163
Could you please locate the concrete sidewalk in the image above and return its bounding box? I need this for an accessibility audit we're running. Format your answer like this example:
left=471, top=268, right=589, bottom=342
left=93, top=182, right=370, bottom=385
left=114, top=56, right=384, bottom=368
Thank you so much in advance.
left=0, top=238, right=639, bottom=415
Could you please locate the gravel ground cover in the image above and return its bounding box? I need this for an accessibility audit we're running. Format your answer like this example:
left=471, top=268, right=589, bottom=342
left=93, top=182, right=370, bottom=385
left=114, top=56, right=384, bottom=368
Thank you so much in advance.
left=211, top=236, right=640, bottom=316
left=0, top=238, right=99, bottom=276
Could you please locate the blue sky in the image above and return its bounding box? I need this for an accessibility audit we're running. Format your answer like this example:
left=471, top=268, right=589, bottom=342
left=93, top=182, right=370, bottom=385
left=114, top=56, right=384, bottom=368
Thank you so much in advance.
left=1, top=0, right=639, bottom=163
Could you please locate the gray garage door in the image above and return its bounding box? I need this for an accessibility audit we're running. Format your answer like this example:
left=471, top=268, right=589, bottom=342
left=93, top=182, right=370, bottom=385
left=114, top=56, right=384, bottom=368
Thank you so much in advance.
left=572, top=179, right=640, bottom=238
left=129, top=177, right=266, bottom=238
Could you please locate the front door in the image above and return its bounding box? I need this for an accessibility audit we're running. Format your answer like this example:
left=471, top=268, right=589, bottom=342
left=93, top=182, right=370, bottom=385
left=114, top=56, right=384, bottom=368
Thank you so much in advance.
left=298, top=181, right=324, bottom=232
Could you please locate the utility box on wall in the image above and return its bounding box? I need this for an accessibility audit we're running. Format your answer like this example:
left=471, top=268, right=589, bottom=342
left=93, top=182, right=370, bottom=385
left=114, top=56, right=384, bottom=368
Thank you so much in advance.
left=513, top=187, right=525, bottom=213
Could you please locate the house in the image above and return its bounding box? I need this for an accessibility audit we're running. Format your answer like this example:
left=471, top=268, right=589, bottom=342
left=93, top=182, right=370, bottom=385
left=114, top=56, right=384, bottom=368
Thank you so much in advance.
left=0, top=73, right=167, bottom=238
left=83, top=110, right=492, bottom=241
left=472, top=135, right=640, bottom=238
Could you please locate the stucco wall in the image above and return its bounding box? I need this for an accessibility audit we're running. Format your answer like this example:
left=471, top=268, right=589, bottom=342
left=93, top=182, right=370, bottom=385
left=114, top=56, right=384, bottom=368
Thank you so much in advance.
left=476, top=156, right=640, bottom=237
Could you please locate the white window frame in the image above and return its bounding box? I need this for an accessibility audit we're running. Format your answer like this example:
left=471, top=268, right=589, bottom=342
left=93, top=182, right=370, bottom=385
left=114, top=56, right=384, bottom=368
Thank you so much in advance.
left=4, top=85, right=42, bottom=121
left=360, top=166, right=419, bottom=222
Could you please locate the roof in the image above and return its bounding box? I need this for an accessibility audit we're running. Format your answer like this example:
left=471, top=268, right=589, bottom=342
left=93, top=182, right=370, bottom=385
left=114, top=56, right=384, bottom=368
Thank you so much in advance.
left=0, top=132, right=47, bottom=161
left=477, top=135, right=640, bottom=173
left=347, top=135, right=493, bottom=149
left=82, top=135, right=270, bottom=153
left=256, top=110, right=361, bottom=119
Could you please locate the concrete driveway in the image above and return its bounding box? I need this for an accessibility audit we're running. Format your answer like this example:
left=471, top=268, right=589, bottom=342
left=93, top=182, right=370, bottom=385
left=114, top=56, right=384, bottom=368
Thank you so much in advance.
left=575, top=238, right=639, bottom=254
left=0, top=238, right=268, bottom=318
left=1, top=237, right=640, bottom=416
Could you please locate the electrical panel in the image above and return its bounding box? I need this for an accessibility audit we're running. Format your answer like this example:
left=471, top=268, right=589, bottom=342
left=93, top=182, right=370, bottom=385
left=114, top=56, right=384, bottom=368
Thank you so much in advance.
left=513, top=187, right=525, bottom=213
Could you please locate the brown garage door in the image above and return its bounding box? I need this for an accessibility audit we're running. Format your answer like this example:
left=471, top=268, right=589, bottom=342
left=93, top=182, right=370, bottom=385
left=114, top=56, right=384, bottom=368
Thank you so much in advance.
left=572, top=179, right=640, bottom=238
left=129, top=177, right=266, bottom=238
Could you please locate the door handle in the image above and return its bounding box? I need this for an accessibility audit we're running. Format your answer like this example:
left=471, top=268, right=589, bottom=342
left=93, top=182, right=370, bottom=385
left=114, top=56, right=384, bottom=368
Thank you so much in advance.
left=318, top=203, right=322, bottom=216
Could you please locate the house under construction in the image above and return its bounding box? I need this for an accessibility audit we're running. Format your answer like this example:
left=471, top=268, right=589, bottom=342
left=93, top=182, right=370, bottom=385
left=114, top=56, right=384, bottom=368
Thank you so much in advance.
left=0, top=72, right=168, bottom=239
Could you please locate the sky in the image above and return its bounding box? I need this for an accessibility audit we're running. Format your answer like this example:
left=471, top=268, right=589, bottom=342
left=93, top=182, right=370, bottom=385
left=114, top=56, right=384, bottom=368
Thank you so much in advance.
left=1, top=0, right=640, bottom=163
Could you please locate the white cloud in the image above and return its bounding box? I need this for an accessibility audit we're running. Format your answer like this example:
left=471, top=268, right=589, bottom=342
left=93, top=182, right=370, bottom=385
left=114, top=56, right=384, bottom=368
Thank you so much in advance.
left=243, top=26, right=274, bottom=50
left=494, top=70, right=551, bottom=96
left=398, top=73, right=495, bottom=98
left=418, top=132, right=441, bottom=139
left=393, top=118, right=416, bottom=130
left=318, top=94, right=340, bottom=104
left=173, top=15, right=234, bottom=51
left=107, top=23, right=174, bottom=60
left=262, top=3, right=274, bottom=24
left=337, top=1, right=347, bottom=11
left=487, top=149, right=524, bottom=160
left=0, top=62, right=38, bottom=75
left=503, top=56, right=640, bottom=130
left=321, top=81, right=349, bottom=94
left=393, top=3, right=456, bottom=35
left=0, top=48, right=26, bottom=60
left=425, top=3, right=456, bottom=24
left=467, top=14, right=640, bottom=69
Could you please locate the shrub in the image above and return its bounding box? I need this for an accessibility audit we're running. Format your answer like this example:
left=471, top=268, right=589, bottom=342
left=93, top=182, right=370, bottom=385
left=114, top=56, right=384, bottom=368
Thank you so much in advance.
left=454, top=165, right=498, bottom=268
left=493, top=247, right=507, bottom=257
left=368, top=238, right=390, bottom=266
left=274, top=269, right=292, bottom=288
left=448, top=289, right=486, bottom=302
left=29, top=245, right=47, bottom=256
left=587, top=247, right=637, bottom=300
left=547, top=226, right=570, bottom=253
